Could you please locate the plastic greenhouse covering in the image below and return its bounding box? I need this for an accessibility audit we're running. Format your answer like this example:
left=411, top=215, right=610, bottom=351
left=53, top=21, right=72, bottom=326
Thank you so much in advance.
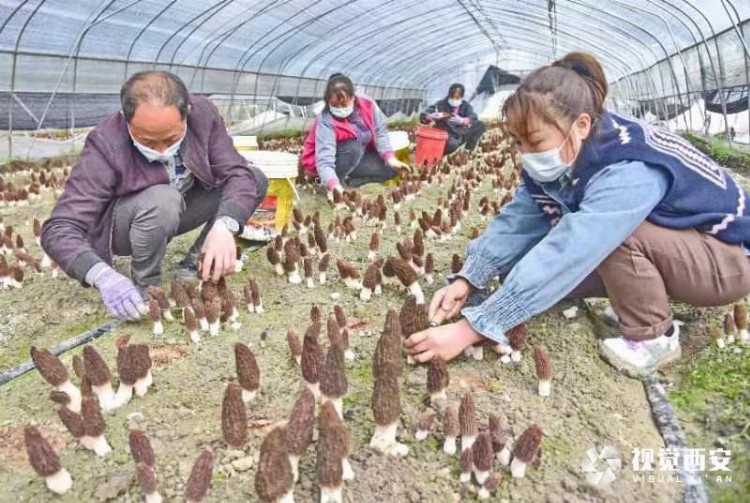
left=0, top=0, right=748, bottom=158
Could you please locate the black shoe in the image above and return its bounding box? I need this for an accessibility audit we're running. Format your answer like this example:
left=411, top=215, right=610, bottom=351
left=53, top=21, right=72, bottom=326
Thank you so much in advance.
left=179, top=253, right=198, bottom=272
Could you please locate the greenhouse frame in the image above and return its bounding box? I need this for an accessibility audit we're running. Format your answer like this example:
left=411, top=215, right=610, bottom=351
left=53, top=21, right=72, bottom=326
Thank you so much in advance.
left=0, top=0, right=748, bottom=159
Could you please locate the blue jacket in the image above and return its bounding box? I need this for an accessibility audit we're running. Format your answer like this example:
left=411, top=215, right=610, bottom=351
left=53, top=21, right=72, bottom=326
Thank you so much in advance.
left=526, top=111, right=750, bottom=244
left=452, top=111, right=749, bottom=345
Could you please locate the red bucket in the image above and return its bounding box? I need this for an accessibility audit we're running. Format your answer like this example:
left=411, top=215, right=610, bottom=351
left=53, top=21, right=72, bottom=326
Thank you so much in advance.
left=415, top=126, right=448, bottom=168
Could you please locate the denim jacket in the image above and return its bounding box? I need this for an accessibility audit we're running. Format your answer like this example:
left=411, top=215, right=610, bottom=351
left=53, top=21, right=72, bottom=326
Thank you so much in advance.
left=450, top=160, right=669, bottom=345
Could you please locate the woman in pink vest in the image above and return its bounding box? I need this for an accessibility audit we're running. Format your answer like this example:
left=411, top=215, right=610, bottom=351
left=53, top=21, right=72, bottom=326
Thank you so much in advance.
left=301, top=74, right=409, bottom=198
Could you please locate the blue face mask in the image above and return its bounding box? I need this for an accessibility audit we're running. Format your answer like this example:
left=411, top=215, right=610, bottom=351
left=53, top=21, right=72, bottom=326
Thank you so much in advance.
left=330, top=105, right=354, bottom=119
left=130, top=126, right=185, bottom=163
left=448, top=98, right=462, bottom=107
left=521, top=129, right=578, bottom=183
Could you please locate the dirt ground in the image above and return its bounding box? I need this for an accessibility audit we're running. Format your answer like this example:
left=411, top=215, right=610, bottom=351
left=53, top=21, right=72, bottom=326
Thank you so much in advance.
left=0, top=136, right=746, bottom=502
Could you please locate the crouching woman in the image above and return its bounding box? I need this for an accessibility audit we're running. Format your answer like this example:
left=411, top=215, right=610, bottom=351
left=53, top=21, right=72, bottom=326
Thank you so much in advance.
left=300, top=73, right=409, bottom=200
left=406, top=52, right=750, bottom=377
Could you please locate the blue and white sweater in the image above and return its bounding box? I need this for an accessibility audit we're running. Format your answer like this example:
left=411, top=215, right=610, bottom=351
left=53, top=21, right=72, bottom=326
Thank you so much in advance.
left=452, top=110, right=750, bottom=345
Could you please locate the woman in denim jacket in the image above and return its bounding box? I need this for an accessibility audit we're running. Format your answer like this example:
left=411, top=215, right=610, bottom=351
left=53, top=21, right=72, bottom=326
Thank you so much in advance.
left=406, top=52, right=750, bottom=377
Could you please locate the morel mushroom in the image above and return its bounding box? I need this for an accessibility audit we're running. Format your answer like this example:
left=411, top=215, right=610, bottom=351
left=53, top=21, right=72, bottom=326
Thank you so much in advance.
left=249, top=279, right=264, bottom=313
left=136, top=462, right=162, bottom=503
left=191, top=297, right=209, bottom=332
left=319, top=253, right=331, bottom=285
left=129, top=429, right=155, bottom=467
left=149, top=299, right=164, bottom=336
left=340, top=328, right=354, bottom=362
left=360, top=261, right=382, bottom=301
left=49, top=390, right=71, bottom=407
left=113, top=344, right=138, bottom=407
left=533, top=345, right=553, bottom=397
left=478, top=473, right=501, bottom=500
left=83, top=345, right=116, bottom=411
left=285, top=387, right=315, bottom=482
left=255, top=426, right=294, bottom=503
left=131, top=344, right=153, bottom=397
left=372, top=309, right=404, bottom=380
left=81, top=395, right=112, bottom=456
left=301, top=323, right=324, bottom=398
left=734, top=303, right=749, bottom=343
left=185, top=307, right=200, bottom=344
left=501, top=324, right=526, bottom=363
left=424, top=253, right=435, bottom=285
left=184, top=450, right=214, bottom=503
left=235, top=343, right=260, bottom=403
left=221, top=383, right=247, bottom=447
left=459, top=392, right=478, bottom=451
left=147, top=287, right=174, bottom=322
left=459, top=447, right=473, bottom=483
left=284, top=247, right=302, bottom=285
left=472, top=432, right=493, bottom=484
left=319, top=343, right=348, bottom=418
left=489, top=414, right=511, bottom=465
left=336, top=260, right=361, bottom=290
left=57, top=407, right=87, bottom=448
left=510, top=425, right=543, bottom=478
left=304, top=257, right=314, bottom=289
left=710, top=325, right=726, bottom=349
left=24, top=425, right=73, bottom=494
left=267, top=246, right=284, bottom=276
left=390, top=257, right=424, bottom=304
left=206, top=297, right=222, bottom=336
left=415, top=410, right=436, bottom=441
left=427, top=356, right=450, bottom=403
left=400, top=295, right=429, bottom=364
left=287, top=330, right=303, bottom=366
left=310, top=304, right=322, bottom=324
left=368, top=232, right=380, bottom=261
left=370, top=375, right=408, bottom=457
left=724, top=313, right=736, bottom=344
left=30, top=346, right=81, bottom=413
left=319, top=400, right=353, bottom=483
left=451, top=254, right=463, bottom=274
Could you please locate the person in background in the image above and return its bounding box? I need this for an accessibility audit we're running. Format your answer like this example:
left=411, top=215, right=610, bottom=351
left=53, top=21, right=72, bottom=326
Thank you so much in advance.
left=42, top=71, right=268, bottom=321
left=301, top=73, right=410, bottom=199
left=406, top=52, right=750, bottom=377
left=420, top=83, right=486, bottom=155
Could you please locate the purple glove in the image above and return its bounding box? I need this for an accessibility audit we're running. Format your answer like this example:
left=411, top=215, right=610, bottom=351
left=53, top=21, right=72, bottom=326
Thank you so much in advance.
left=428, top=112, right=444, bottom=121
left=94, top=267, right=148, bottom=321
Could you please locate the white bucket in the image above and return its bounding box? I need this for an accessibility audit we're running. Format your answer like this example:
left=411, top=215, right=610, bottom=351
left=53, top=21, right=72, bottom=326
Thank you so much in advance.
left=388, top=131, right=410, bottom=152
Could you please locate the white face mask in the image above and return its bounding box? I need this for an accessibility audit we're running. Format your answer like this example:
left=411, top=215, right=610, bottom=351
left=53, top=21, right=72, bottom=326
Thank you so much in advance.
left=448, top=98, right=462, bottom=107
left=521, top=129, right=578, bottom=183
left=330, top=105, right=354, bottom=118
left=130, top=126, right=185, bottom=163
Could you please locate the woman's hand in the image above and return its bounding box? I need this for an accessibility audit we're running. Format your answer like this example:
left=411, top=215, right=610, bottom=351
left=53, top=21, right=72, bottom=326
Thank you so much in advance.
left=428, top=277, right=473, bottom=325
left=326, top=183, right=344, bottom=203
left=404, top=319, right=484, bottom=363
left=387, top=157, right=411, bottom=173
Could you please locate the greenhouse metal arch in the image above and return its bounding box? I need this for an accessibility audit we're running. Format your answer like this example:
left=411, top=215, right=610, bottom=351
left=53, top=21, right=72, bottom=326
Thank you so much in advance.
left=0, top=0, right=747, bottom=158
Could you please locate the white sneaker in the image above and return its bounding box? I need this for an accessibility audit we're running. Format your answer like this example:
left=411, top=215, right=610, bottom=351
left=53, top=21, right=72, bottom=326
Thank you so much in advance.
left=599, top=322, right=682, bottom=378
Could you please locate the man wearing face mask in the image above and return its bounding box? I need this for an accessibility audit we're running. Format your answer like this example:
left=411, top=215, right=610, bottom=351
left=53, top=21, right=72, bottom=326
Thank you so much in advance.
left=419, top=83, right=486, bottom=155
left=406, top=53, right=750, bottom=378
left=41, top=71, right=268, bottom=321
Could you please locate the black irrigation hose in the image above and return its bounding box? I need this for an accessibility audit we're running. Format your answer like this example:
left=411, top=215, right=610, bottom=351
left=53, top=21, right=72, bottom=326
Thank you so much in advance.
left=0, top=319, right=123, bottom=387
left=642, top=375, right=709, bottom=503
